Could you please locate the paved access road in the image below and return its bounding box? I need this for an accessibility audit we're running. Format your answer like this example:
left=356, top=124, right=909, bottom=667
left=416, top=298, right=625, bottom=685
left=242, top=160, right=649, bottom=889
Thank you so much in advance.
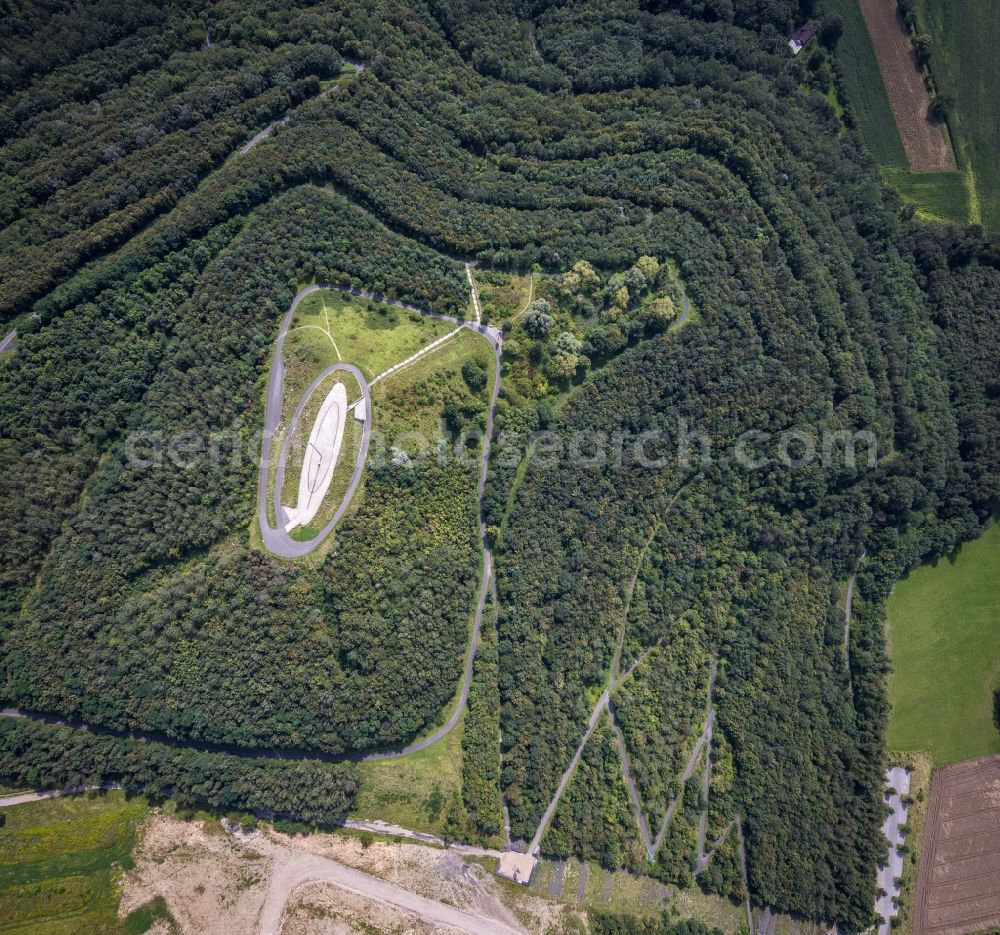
left=2, top=280, right=503, bottom=770
left=259, top=355, right=371, bottom=559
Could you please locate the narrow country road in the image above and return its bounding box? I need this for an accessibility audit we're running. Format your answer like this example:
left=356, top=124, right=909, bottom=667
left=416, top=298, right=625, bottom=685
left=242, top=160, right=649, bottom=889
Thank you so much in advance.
left=0, top=328, right=15, bottom=354
left=239, top=117, right=289, bottom=156
left=342, top=818, right=503, bottom=858
left=2, top=784, right=516, bottom=935
left=259, top=349, right=372, bottom=559
left=239, top=61, right=362, bottom=159
left=877, top=766, right=911, bottom=935
left=1, top=274, right=503, bottom=770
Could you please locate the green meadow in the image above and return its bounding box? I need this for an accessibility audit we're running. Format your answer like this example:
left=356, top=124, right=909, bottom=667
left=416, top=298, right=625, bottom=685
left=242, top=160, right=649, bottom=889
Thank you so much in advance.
left=288, top=290, right=455, bottom=383
left=821, top=0, right=906, bottom=165
left=887, top=522, right=1000, bottom=764
left=0, top=791, right=149, bottom=934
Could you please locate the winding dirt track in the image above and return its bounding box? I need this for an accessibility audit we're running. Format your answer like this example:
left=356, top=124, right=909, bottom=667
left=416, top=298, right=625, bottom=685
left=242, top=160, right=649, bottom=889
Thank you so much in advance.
left=258, top=846, right=524, bottom=935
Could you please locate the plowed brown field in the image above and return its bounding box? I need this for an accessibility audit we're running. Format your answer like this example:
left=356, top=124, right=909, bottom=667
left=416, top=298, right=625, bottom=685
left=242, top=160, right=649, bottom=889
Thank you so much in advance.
left=858, top=0, right=953, bottom=170
left=914, top=754, right=1000, bottom=935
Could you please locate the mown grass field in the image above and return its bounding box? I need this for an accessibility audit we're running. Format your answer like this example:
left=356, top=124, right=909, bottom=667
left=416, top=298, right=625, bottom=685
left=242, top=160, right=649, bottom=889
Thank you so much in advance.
left=290, top=290, right=455, bottom=382
left=881, top=166, right=970, bottom=225
left=913, top=0, right=999, bottom=231
left=0, top=791, right=147, bottom=934
left=887, top=522, right=1000, bottom=764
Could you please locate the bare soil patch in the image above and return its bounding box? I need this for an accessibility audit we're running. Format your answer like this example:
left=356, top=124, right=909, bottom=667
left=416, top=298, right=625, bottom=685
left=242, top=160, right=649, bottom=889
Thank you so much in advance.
left=282, top=881, right=449, bottom=935
left=858, top=0, right=953, bottom=171
left=914, top=754, right=1000, bottom=935
left=120, top=812, right=572, bottom=935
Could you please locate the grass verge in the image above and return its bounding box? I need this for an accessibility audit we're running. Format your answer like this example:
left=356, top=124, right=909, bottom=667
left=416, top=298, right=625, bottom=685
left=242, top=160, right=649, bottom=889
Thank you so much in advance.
left=913, top=0, right=1000, bottom=231
left=881, top=166, right=970, bottom=225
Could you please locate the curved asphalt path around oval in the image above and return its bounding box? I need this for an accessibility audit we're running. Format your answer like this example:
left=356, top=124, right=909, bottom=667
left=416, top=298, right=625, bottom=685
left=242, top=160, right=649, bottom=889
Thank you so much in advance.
left=1, top=280, right=503, bottom=768
left=259, top=355, right=371, bottom=560
left=257, top=279, right=502, bottom=759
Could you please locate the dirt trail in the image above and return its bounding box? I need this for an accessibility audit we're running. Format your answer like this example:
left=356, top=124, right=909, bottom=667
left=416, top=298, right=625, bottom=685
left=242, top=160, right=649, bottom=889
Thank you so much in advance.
left=258, top=846, right=524, bottom=935
left=527, top=692, right=609, bottom=855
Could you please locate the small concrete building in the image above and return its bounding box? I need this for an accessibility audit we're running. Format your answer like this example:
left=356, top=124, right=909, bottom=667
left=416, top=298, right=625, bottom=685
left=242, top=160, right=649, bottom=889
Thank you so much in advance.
left=497, top=851, right=537, bottom=885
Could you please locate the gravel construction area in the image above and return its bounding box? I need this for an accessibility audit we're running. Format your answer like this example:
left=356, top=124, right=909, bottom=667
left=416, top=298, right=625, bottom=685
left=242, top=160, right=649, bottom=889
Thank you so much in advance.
left=914, top=754, right=1000, bottom=935
left=120, top=812, right=568, bottom=935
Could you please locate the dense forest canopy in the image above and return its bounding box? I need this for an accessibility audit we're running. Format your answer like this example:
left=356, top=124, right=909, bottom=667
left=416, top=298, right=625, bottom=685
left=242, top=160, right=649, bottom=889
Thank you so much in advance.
left=1, top=0, right=999, bottom=930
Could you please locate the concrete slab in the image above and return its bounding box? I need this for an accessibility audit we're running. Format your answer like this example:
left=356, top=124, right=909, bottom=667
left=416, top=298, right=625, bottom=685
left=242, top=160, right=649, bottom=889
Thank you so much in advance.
left=497, top=851, right=536, bottom=886
left=284, top=381, right=347, bottom=531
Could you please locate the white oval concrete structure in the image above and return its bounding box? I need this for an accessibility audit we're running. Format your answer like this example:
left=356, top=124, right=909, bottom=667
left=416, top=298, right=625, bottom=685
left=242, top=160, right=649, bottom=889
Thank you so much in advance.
left=283, top=381, right=347, bottom=532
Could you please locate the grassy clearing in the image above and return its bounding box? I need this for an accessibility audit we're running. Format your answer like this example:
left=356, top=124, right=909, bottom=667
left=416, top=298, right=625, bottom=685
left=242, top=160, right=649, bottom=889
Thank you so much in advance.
left=373, top=327, right=495, bottom=446
left=913, top=0, right=1000, bottom=231
left=264, top=289, right=461, bottom=537
left=821, top=0, right=906, bottom=165
left=881, top=166, right=970, bottom=225
left=350, top=711, right=467, bottom=837
left=0, top=791, right=146, bottom=934
left=291, top=290, right=455, bottom=382
left=886, top=521, right=1000, bottom=764
left=473, top=269, right=533, bottom=325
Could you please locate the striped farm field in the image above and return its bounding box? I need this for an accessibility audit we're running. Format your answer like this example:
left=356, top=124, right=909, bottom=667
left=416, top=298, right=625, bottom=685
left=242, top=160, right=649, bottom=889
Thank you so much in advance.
left=858, top=0, right=952, bottom=171
left=822, top=0, right=907, bottom=165
left=913, top=0, right=1000, bottom=231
